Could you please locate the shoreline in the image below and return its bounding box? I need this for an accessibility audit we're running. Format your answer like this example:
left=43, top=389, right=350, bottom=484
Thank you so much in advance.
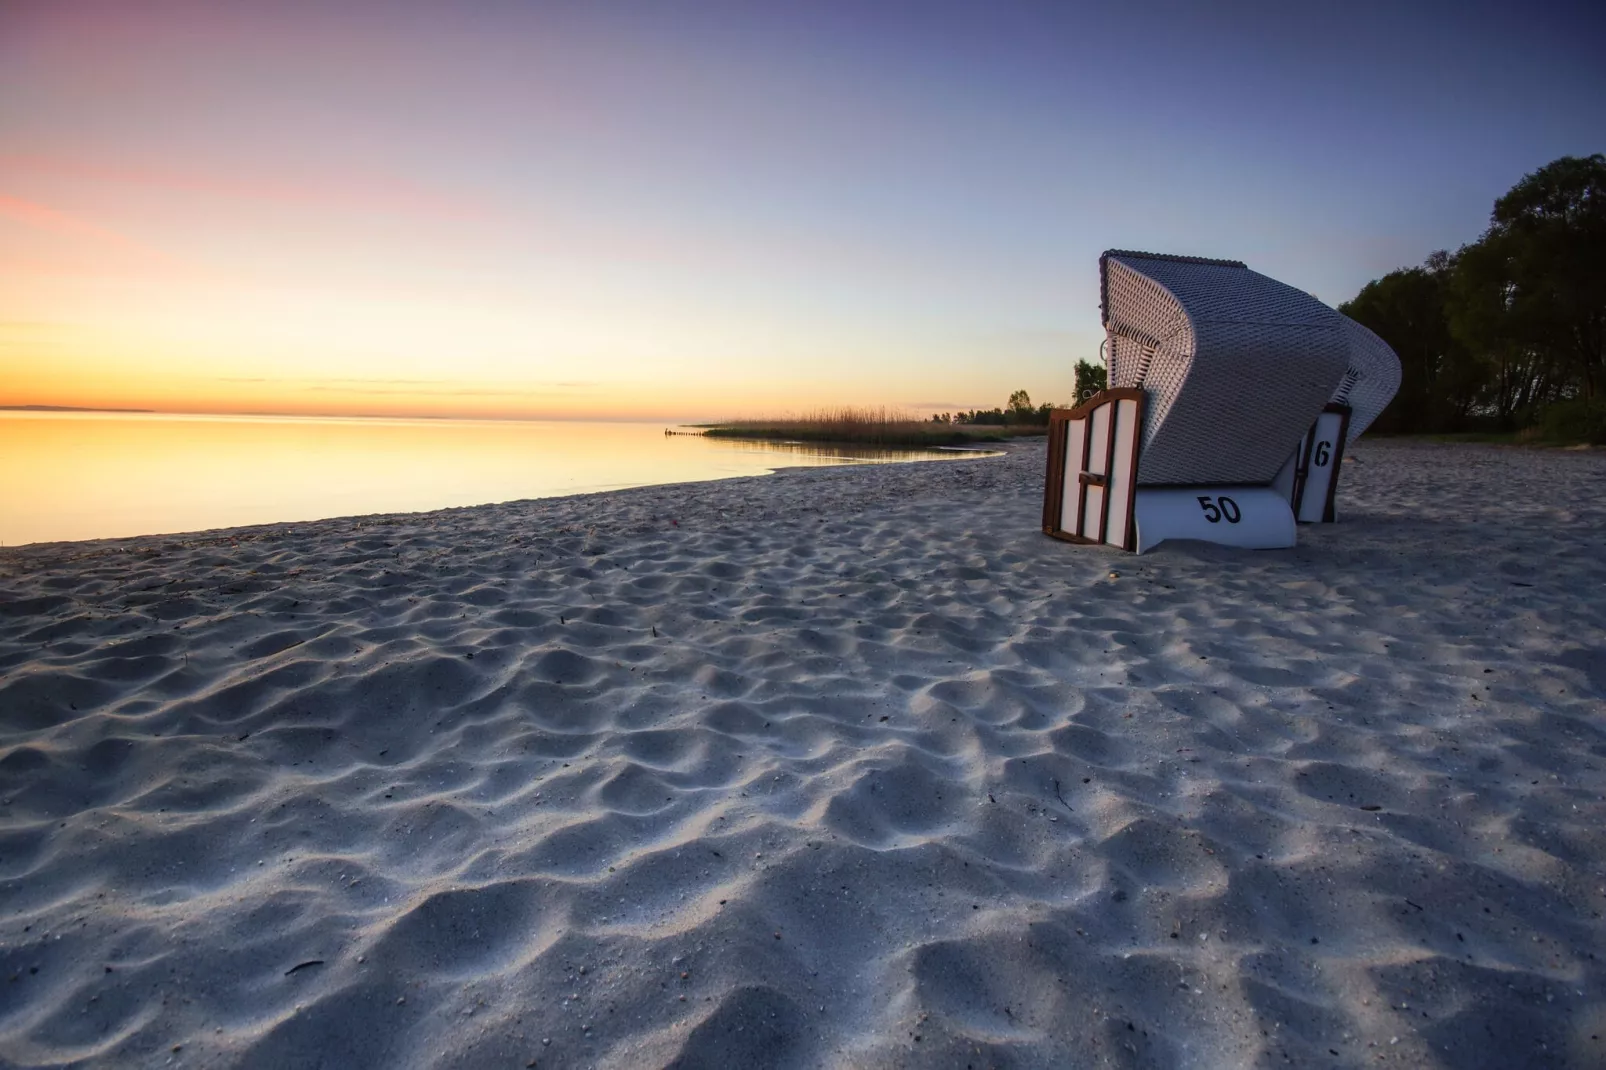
left=2, top=440, right=1604, bottom=1067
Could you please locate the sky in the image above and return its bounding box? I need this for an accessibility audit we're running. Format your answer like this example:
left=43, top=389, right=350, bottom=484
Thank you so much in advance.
left=2, top=0, right=1602, bottom=422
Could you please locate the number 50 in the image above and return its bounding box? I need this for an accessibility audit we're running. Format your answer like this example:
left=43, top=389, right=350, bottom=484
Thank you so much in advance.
left=1196, top=495, right=1241, bottom=523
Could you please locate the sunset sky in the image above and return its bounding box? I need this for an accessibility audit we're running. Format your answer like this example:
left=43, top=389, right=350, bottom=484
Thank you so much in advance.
left=3, top=1, right=1602, bottom=421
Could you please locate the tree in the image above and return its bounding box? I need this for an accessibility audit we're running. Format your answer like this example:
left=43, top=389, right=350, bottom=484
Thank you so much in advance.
left=1340, top=257, right=1478, bottom=432
left=1478, top=154, right=1606, bottom=401
left=1073, top=359, right=1107, bottom=402
left=1445, top=238, right=1560, bottom=425
left=954, top=391, right=1056, bottom=427
left=1006, top=389, right=1037, bottom=425
left=956, top=407, right=1006, bottom=425
left=1342, top=154, right=1606, bottom=437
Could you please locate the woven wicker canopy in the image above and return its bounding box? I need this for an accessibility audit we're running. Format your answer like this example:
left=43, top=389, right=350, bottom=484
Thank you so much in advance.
left=1100, top=250, right=1397, bottom=486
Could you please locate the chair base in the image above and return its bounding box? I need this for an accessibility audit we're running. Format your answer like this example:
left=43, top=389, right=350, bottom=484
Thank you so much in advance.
left=1040, top=392, right=1316, bottom=552
left=1043, top=390, right=1301, bottom=554
left=1131, top=487, right=1296, bottom=553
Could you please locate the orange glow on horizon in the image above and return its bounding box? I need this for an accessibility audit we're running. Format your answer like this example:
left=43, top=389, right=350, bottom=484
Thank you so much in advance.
left=0, top=182, right=1070, bottom=422
left=0, top=356, right=960, bottom=424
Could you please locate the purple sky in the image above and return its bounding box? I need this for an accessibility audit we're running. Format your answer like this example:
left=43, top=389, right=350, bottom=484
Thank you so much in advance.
left=2, top=0, right=1601, bottom=418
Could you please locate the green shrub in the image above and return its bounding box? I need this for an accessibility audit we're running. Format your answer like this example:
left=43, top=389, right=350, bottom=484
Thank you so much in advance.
left=1538, top=398, right=1606, bottom=444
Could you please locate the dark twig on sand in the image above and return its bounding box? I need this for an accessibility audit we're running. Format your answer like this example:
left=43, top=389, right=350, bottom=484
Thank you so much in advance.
left=1053, top=779, right=1073, bottom=812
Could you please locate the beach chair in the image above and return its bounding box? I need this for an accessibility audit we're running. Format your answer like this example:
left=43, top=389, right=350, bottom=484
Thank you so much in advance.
left=1043, top=250, right=1395, bottom=553
left=1272, top=317, right=1403, bottom=522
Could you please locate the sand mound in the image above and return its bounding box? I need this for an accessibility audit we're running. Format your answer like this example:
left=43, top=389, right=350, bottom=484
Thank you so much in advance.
left=2, top=441, right=1604, bottom=1068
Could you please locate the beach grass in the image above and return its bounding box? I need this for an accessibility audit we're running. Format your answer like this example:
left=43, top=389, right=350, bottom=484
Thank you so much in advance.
left=697, top=406, right=1046, bottom=447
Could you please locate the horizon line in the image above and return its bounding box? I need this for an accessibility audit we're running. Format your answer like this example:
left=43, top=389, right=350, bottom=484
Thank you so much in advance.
left=0, top=400, right=1003, bottom=423
left=0, top=404, right=718, bottom=424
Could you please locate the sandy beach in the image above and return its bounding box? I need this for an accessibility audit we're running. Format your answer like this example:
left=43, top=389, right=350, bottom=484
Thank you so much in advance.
left=1, top=440, right=1603, bottom=1069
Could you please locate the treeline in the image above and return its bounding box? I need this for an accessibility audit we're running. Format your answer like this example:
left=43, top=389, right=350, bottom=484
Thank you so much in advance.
left=1341, top=154, right=1605, bottom=443
left=939, top=370, right=1108, bottom=427
left=938, top=389, right=1054, bottom=426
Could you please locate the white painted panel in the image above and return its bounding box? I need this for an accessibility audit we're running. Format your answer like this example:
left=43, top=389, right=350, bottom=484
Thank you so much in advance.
left=1059, top=419, right=1086, bottom=535
left=1105, top=399, right=1137, bottom=549
left=1086, top=405, right=1110, bottom=476
left=1134, top=487, right=1296, bottom=553
left=1082, top=484, right=1105, bottom=539
left=1296, top=412, right=1346, bottom=522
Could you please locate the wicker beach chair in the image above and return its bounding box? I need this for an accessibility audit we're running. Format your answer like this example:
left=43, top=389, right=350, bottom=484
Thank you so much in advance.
left=1044, top=250, right=1396, bottom=552
left=1332, top=317, right=1403, bottom=445
left=1273, top=313, right=1405, bottom=522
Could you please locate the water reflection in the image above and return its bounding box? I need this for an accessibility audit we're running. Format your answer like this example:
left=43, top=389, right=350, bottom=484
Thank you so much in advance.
left=0, top=412, right=996, bottom=546
left=700, top=436, right=992, bottom=465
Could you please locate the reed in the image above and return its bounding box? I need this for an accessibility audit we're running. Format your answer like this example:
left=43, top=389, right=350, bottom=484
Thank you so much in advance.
left=699, top=406, right=1045, bottom=447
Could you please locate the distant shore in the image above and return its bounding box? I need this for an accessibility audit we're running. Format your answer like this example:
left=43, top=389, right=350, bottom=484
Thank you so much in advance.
left=691, top=403, right=1049, bottom=448
left=698, top=421, right=1046, bottom=447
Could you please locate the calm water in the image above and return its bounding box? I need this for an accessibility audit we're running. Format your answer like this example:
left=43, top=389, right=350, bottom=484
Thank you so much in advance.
left=1, top=412, right=984, bottom=546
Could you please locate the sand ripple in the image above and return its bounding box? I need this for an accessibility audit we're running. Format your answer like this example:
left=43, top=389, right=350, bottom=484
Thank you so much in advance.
left=2, top=442, right=1604, bottom=1067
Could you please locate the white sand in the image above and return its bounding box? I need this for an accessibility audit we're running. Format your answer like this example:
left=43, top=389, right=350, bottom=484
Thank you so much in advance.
left=1, top=441, right=1604, bottom=1069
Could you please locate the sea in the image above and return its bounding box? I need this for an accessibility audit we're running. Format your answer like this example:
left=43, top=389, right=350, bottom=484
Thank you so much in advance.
left=0, top=411, right=974, bottom=546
